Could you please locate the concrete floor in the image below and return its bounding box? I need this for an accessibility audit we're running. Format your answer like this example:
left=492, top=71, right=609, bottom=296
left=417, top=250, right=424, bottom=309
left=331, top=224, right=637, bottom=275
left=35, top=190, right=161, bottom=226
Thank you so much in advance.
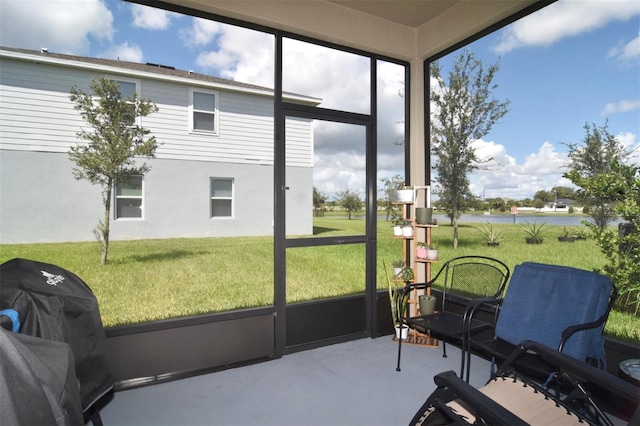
left=95, top=337, right=492, bottom=425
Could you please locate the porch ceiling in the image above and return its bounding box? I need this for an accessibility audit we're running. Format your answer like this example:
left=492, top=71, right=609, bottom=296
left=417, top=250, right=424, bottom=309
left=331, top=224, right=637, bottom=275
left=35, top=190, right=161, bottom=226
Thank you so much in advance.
left=159, top=0, right=540, bottom=60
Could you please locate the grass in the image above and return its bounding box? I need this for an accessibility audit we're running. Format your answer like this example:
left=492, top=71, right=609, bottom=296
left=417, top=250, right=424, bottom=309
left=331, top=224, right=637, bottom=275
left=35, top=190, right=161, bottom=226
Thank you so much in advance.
left=1, top=218, right=638, bottom=344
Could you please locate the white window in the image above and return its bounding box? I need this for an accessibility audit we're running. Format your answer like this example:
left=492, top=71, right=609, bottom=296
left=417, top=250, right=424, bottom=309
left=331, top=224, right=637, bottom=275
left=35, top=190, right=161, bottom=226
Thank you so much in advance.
left=116, top=176, right=143, bottom=219
left=110, top=78, right=139, bottom=124
left=113, top=80, right=136, bottom=98
left=210, top=178, right=233, bottom=218
left=190, top=89, right=218, bottom=133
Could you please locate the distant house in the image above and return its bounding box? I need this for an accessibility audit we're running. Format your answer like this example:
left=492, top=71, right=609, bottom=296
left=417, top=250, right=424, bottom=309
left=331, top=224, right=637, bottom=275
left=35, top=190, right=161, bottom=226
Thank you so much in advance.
left=0, top=47, right=319, bottom=243
left=541, top=198, right=577, bottom=213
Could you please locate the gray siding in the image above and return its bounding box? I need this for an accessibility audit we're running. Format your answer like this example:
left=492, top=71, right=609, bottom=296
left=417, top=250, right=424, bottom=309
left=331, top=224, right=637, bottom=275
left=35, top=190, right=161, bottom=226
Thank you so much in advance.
left=0, top=151, right=312, bottom=243
left=0, top=56, right=312, bottom=167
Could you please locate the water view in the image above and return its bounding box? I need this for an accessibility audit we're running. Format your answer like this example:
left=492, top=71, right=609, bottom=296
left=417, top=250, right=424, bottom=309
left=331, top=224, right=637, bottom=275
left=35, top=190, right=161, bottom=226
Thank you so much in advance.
left=431, top=214, right=625, bottom=227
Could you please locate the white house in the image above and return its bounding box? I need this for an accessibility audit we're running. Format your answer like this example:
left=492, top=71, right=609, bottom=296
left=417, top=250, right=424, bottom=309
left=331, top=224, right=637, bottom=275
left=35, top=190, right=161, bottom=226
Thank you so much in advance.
left=0, top=47, right=319, bottom=244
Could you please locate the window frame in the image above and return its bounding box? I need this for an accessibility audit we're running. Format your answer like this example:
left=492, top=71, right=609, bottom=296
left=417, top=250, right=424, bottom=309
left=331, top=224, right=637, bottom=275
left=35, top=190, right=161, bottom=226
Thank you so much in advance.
left=189, top=88, right=219, bottom=135
left=115, top=175, right=144, bottom=220
left=108, top=76, right=140, bottom=126
left=210, top=177, right=234, bottom=219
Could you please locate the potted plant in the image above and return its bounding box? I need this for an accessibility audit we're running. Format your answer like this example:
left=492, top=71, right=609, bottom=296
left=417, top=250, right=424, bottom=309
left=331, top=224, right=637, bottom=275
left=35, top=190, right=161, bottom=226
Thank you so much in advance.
left=384, top=261, right=409, bottom=340
left=522, top=222, right=547, bottom=244
left=426, top=244, right=438, bottom=260
left=419, top=293, right=437, bottom=315
left=415, top=207, right=433, bottom=225
left=392, top=260, right=404, bottom=278
left=399, top=266, right=414, bottom=282
left=574, top=226, right=589, bottom=240
left=401, top=220, right=413, bottom=237
left=558, top=226, right=577, bottom=242
left=392, top=218, right=403, bottom=237
left=475, top=222, right=503, bottom=247
left=416, top=242, right=428, bottom=259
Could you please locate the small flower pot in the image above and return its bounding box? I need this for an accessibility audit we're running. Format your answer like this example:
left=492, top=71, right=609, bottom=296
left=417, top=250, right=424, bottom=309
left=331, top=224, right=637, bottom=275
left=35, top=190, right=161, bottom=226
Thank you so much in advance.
left=392, top=189, right=414, bottom=203
left=558, top=236, right=576, bottom=242
left=415, top=207, right=433, bottom=225
left=393, top=226, right=403, bottom=237
left=419, top=295, right=437, bottom=315
left=402, top=226, right=413, bottom=237
left=394, top=324, right=409, bottom=340
left=393, top=267, right=402, bottom=278
left=416, top=246, right=427, bottom=259
left=426, top=249, right=438, bottom=260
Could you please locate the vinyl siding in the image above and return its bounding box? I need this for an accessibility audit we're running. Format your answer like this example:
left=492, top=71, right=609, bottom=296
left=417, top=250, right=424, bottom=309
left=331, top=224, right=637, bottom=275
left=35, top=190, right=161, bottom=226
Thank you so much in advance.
left=0, top=55, right=313, bottom=167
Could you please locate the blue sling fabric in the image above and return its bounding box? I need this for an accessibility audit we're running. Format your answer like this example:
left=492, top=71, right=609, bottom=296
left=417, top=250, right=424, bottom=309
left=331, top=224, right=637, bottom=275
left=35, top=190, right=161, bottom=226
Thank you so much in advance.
left=494, top=262, right=612, bottom=368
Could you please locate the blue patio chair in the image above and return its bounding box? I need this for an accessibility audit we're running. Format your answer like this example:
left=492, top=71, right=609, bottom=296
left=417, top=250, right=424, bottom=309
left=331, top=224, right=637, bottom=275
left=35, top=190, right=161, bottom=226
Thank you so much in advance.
left=466, top=262, right=617, bottom=381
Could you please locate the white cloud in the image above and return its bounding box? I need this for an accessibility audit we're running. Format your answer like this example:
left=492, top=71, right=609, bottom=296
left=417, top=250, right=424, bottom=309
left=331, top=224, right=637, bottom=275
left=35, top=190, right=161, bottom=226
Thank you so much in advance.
left=182, top=17, right=224, bottom=46
left=615, top=132, right=640, bottom=163
left=187, top=19, right=275, bottom=87
left=616, top=131, right=637, bottom=149
left=130, top=3, right=176, bottom=30
left=494, top=0, right=640, bottom=54
left=608, top=31, right=640, bottom=62
left=602, top=99, right=640, bottom=116
left=469, top=141, right=572, bottom=200
left=98, top=41, right=143, bottom=62
left=185, top=23, right=405, bottom=198
left=0, top=0, right=114, bottom=54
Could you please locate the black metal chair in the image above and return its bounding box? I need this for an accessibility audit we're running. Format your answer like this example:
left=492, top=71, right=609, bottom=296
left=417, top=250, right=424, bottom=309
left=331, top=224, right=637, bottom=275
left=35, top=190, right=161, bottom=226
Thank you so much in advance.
left=396, top=256, right=510, bottom=381
left=468, top=262, right=617, bottom=382
left=410, top=340, right=639, bottom=426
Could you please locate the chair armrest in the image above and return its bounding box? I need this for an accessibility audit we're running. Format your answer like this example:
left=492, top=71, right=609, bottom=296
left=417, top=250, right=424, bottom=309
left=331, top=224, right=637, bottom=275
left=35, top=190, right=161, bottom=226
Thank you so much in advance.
left=462, top=296, right=503, bottom=332
left=431, top=371, right=528, bottom=425
left=401, top=281, right=433, bottom=297
left=559, top=285, right=617, bottom=352
left=559, top=316, right=607, bottom=352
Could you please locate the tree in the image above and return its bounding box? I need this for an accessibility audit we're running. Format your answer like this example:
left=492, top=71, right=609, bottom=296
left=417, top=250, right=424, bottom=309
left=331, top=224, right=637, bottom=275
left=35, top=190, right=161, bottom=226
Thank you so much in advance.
left=379, top=174, right=404, bottom=221
left=551, top=186, right=575, bottom=200
left=564, top=122, right=630, bottom=230
left=336, top=188, right=363, bottom=219
left=69, top=77, right=159, bottom=265
left=313, top=187, right=328, bottom=217
left=430, top=50, right=510, bottom=248
left=533, top=190, right=553, bottom=204
left=566, top=160, right=640, bottom=314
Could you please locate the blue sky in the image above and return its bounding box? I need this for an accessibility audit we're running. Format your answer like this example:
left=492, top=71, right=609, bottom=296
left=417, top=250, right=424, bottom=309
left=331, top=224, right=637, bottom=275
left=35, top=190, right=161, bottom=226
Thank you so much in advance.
left=1, top=0, right=638, bottom=200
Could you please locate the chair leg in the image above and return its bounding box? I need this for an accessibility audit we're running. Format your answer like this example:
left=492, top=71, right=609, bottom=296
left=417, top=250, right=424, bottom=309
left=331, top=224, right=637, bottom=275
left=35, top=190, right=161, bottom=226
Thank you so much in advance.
left=442, top=341, right=448, bottom=358
left=396, top=329, right=403, bottom=372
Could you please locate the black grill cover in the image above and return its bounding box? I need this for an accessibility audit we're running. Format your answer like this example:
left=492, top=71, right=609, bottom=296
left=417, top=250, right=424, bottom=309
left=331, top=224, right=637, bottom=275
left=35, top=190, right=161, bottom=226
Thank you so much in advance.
left=0, top=327, right=84, bottom=425
left=0, top=258, right=114, bottom=411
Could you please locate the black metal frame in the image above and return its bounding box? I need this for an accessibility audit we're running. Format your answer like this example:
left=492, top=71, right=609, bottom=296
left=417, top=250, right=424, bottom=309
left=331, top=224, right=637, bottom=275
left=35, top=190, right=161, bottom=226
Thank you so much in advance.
left=396, top=255, right=510, bottom=379
left=409, top=340, right=640, bottom=426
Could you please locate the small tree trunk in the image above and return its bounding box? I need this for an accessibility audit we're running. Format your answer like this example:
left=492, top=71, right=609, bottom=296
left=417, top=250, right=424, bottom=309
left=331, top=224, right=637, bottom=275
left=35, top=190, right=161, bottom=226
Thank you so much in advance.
left=101, top=183, right=113, bottom=265
left=452, top=212, right=459, bottom=249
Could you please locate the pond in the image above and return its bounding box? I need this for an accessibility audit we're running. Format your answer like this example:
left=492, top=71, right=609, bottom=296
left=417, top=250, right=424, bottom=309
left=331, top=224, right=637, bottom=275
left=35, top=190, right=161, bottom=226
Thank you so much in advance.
left=432, top=214, right=626, bottom=227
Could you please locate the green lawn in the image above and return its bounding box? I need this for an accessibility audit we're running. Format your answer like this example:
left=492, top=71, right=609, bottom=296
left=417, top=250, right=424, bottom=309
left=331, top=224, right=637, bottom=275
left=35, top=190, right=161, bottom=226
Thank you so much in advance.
left=1, top=218, right=637, bottom=344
